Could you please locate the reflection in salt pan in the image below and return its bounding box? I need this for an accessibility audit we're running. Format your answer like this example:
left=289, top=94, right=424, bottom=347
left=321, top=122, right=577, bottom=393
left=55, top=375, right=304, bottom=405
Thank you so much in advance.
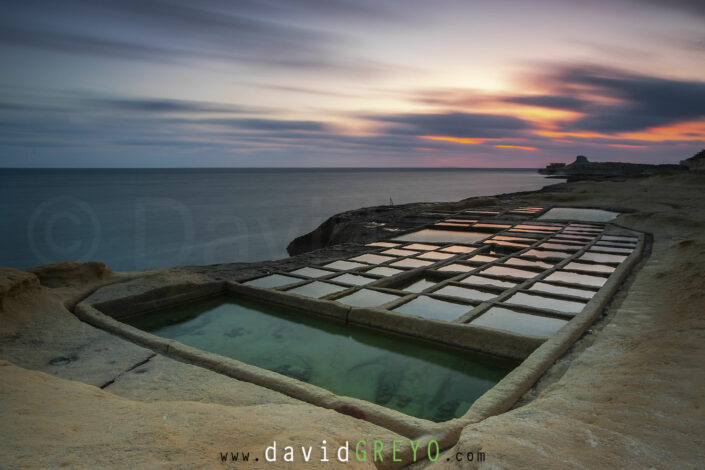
left=564, top=262, right=615, bottom=273
left=394, top=229, right=490, bottom=244
left=390, top=258, right=435, bottom=268
left=330, top=273, right=377, bottom=286
left=324, top=260, right=368, bottom=271
left=434, top=285, right=498, bottom=302
left=538, top=207, right=618, bottom=222
left=334, top=289, right=401, bottom=307
left=529, top=281, right=595, bottom=299
left=471, top=307, right=568, bottom=337
left=545, top=271, right=606, bottom=288
left=395, top=296, right=472, bottom=321
left=287, top=281, right=347, bottom=298
left=580, top=252, right=627, bottom=263
left=437, top=263, right=475, bottom=272
left=482, top=265, right=540, bottom=279
left=350, top=254, right=396, bottom=264
left=417, top=251, right=456, bottom=260
left=461, top=275, right=517, bottom=289
left=290, top=267, right=334, bottom=278
left=397, top=277, right=437, bottom=293
left=245, top=274, right=303, bottom=288
left=504, top=292, right=586, bottom=315
left=366, top=266, right=404, bottom=277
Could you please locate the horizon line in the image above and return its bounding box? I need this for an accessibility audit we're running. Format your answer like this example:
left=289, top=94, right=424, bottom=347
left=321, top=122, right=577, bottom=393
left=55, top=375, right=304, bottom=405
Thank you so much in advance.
left=0, top=166, right=543, bottom=170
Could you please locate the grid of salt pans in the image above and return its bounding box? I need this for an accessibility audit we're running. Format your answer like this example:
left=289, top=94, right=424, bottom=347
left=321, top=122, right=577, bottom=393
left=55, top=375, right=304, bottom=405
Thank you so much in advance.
left=242, top=206, right=639, bottom=339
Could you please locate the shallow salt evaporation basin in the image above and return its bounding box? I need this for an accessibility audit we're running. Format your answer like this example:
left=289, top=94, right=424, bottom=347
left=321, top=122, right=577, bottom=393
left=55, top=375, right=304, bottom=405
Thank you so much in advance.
left=234, top=207, right=640, bottom=347
left=124, top=295, right=516, bottom=422
left=538, top=207, right=619, bottom=222
left=74, top=204, right=645, bottom=466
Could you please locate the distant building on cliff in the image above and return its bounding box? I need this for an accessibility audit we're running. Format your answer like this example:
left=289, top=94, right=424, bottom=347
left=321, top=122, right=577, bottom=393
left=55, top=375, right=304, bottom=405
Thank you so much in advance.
left=539, top=155, right=685, bottom=180
left=682, top=149, right=705, bottom=171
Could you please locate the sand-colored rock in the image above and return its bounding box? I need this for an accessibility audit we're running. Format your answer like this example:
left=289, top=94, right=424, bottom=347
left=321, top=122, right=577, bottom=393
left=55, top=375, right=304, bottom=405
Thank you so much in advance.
left=0, top=267, right=40, bottom=310
left=104, top=354, right=301, bottom=407
left=0, top=361, right=393, bottom=470
left=27, top=260, right=113, bottom=287
left=1, top=173, right=705, bottom=469
left=0, top=276, right=157, bottom=387
left=417, top=174, right=705, bottom=469
left=0, top=262, right=405, bottom=469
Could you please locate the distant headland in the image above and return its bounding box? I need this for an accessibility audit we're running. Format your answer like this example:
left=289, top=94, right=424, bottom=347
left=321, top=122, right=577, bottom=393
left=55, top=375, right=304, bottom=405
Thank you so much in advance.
left=539, top=149, right=704, bottom=180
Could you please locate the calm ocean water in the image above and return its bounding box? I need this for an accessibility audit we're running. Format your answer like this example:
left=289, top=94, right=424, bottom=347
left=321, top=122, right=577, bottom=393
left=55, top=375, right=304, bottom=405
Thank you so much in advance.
left=0, top=168, right=554, bottom=271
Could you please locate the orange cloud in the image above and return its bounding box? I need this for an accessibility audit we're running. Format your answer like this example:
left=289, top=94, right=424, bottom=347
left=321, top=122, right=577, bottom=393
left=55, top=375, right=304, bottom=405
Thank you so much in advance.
left=420, top=135, right=540, bottom=151
left=420, top=135, right=488, bottom=144
left=535, top=130, right=611, bottom=139
left=608, top=144, right=649, bottom=149
left=535, top=120, right=705, bottom=143
left=495, top=145, right=538, bottom=151
left=504, top=107, right=584, bottom=129
left=620, top=121, right=705, bottom=142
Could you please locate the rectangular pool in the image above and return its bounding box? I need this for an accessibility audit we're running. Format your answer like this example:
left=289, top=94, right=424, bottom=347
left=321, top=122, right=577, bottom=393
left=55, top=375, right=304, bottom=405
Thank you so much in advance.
left=125, top=295, right=516, bottom=422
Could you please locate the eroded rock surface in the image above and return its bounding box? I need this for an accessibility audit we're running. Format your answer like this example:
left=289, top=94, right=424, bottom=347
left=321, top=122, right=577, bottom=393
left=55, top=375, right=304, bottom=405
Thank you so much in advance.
left=2, top=174, right=705, bottom=469
left=415, top=174, right=705, bottom=469
left=0, top=361, right=391, bottom=470
left=0, top=262, right=404, bottom=469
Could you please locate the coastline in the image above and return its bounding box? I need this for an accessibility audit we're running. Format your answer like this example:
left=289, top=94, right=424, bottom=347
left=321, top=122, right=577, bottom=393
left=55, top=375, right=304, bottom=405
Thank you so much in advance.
left=2, top=173, right=704, bottom=469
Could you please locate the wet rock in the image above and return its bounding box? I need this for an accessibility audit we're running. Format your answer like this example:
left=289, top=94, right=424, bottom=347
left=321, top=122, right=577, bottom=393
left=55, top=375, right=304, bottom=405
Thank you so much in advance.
left=396, top=394, right=412, bottom=408
left=49, top=356, right=74, bottom=366
left=375, top=370, right=403, bottom=405
left=273, top=363, right=311, bottom=382
left=272, top=353, right=312, bottom=382
left=432, top=399, right=460, bottom=422
left=223, top=327, right=246, bottom=338
left=165, top=315, right=210, bottom=337
left=270, top=325, right=287, bottom=341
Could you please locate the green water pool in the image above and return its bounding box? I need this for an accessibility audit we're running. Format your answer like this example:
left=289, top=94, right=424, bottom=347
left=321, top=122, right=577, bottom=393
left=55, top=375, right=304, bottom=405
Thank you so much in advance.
left=125, top=295, right=517, bottom=422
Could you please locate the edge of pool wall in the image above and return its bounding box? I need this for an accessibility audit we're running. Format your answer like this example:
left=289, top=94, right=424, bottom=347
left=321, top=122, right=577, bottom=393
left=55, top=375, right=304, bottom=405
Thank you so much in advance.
left=74, top=298, right=452, bottom=464
left=226, top=282, right=542, bottom=361
left=73, top=230, right=647, bottom=470
left=457, top=231, right=645, bottom=426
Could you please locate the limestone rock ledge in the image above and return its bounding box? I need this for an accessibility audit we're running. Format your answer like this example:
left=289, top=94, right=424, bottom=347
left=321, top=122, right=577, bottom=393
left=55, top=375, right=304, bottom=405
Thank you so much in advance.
left=286, top=195, right=508, bottom=256
left=0, top=268, right=40, bottom=310
left=27, top=261, right=112, bottom=288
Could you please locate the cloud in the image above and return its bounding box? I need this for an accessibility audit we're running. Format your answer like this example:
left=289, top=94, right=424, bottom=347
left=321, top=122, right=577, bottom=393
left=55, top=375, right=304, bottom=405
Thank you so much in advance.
left=404, top=88, right=495, bottom=108
left=0, top=1, right=323, bottom=67
left=406, top=64, right=705, bottom=137
left=371, top=112, right=533, bottom=139
left=0, top=0, right=423, bottom=74
left=87, top=97, right=261, bottom=115
left=249, top=84, right=363, bottom=99
left=0, top=26, right=179, bottom=63
left=195, top=118, right=331, bottom=132
left=403, top=88, right=591, bottom=113
left=636, top=0, right=705, bottom=17
left=0, top=92, right=334, bottom=154
left=548, top=65, right=705, bottom=133
left=502, top=95, right=591, bottom=111
left=0, top=102, right=28, bottom=111
left=2, top=61, right=702, bottom=167
left=0, top=94, right=270, bottom=118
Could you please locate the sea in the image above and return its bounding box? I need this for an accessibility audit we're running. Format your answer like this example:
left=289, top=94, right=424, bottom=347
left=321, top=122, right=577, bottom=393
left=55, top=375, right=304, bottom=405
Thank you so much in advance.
left=0, top=168, right=556, bottom=271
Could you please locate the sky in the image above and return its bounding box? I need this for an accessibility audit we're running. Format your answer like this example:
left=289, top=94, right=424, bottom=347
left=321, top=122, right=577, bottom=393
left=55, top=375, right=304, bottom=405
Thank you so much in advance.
left=1, top=0, right=704, bottom=167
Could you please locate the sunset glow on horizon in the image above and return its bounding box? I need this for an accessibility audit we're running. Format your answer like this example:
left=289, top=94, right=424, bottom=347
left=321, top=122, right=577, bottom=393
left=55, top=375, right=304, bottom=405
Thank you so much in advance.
left=1, top=0, right=704, bottom=167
